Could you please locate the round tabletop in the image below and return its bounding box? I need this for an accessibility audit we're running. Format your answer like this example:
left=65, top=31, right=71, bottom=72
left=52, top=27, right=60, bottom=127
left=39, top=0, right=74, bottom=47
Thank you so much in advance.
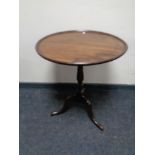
left=36, top=30, right=128, bottom=66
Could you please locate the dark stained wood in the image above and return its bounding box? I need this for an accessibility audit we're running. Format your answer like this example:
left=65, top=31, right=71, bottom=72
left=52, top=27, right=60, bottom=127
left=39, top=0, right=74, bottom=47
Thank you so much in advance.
left=36, top=30, right=127, bottom=66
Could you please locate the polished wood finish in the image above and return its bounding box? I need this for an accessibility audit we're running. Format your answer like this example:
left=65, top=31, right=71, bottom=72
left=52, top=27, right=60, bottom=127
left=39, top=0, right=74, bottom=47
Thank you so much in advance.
left=36, top=30, right=127, bottom=66
left=36, top=30, right=128, bottom=131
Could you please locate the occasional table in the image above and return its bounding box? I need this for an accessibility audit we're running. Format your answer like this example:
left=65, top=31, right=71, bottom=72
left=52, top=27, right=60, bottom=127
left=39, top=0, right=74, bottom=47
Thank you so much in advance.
left=36, top=30, right=128, bottom=131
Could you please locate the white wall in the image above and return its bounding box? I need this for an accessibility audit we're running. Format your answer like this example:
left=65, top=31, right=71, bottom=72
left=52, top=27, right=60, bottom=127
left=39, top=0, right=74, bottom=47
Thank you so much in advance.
left=20, top=0, right=135, bottom=84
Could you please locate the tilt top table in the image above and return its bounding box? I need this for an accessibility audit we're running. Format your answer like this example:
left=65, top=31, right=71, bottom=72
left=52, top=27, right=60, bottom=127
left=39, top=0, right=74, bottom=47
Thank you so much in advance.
left=36, top=30, right=128, bottom=131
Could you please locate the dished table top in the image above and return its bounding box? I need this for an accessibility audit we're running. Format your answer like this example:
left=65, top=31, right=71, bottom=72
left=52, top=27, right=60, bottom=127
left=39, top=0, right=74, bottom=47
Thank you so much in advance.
left=36, top=30, right=127, bottom=66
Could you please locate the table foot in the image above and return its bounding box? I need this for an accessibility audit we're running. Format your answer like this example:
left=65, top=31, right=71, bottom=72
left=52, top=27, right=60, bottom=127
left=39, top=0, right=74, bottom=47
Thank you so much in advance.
left=81, top=95, right=104, bottom=131
left=50, top=95, right=74, bottom=116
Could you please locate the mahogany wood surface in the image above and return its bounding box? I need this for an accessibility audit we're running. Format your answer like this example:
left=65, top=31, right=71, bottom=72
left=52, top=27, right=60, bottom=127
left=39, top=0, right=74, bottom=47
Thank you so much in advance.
left=36, top=30, right=127, bottom=66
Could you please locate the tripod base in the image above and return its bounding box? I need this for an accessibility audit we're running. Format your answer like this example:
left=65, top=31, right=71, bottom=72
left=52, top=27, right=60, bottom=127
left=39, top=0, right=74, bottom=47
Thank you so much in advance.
left=51, top=65, right=104, bottom=131
left=51, top=93, right=104, bottom=131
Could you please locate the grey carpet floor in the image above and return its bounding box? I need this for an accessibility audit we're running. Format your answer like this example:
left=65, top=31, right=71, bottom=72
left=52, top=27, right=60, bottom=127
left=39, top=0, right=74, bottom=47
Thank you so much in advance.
left=19, top=84, right=135, bottom=155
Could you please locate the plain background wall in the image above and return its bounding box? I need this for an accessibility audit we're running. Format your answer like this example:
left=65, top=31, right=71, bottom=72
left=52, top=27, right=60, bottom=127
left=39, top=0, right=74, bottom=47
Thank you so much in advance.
left=20, top=0, right=135, bottom=84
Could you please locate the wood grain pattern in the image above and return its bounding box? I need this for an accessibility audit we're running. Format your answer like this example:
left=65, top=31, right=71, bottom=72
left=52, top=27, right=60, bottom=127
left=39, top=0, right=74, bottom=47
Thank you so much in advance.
left=36, top=30, right=128, bottom=66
